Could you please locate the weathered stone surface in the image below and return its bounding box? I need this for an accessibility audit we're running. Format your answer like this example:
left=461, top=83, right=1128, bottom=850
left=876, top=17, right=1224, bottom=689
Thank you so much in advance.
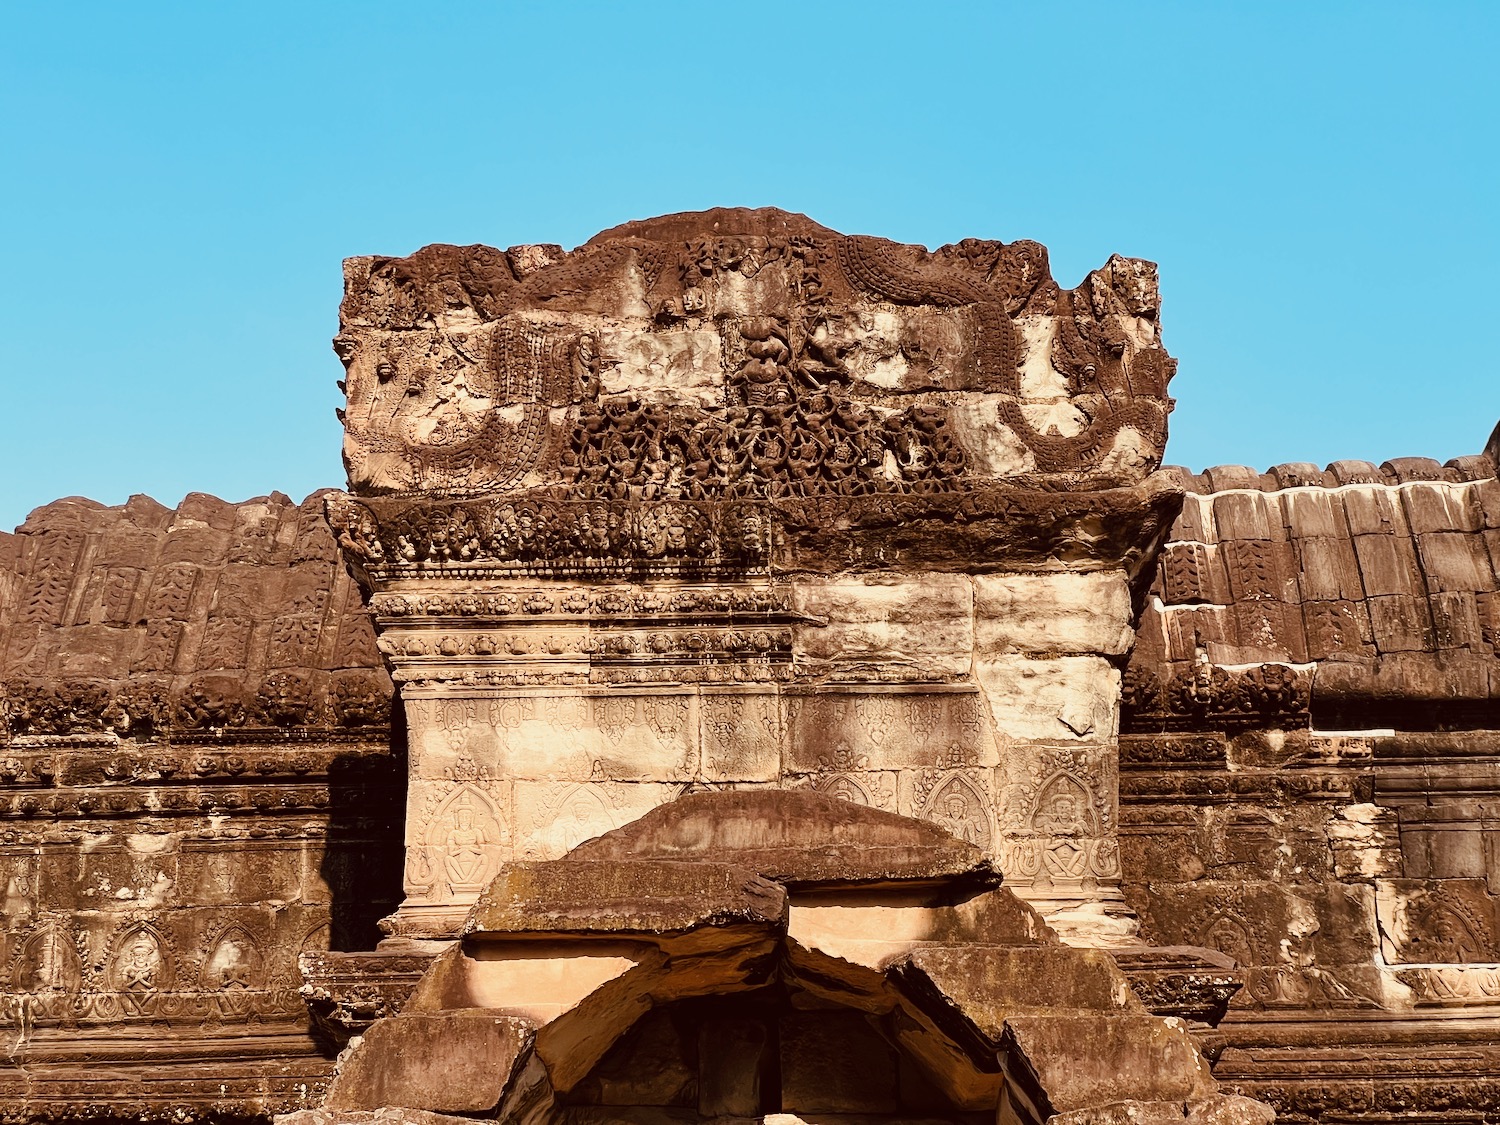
left=465, top=859, right=787, bottom=938
left=334, top=208, right=1175, bottom=500
left=565, top=788, right=999, bottom=890
left=0, top=492, right=403, bottom=1121
left=891, top=944, right=1137, bottom=1018
left=1, top=491, right=389, bottom=737
left=323, top=1011, right=533, bottom=1113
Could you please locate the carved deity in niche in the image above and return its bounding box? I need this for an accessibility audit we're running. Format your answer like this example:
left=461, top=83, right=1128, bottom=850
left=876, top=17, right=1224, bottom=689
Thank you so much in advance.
left=444, top=804, right=489, bottom=888
left=203, top=928, right=262, bottom=991
left=1407, top=902, right=1489, bottom=964
left=927, top=779, right=991, bottom=848
left=13, top=925, right=80, bottom=993
left=818, top=773, right=872, bottom=807
left=1201, top=913, right=1258, bottom=967
left=110, top=928, right=167, bottom=999
left=528, top=784, right=615, bottom=859
left=421, top=785, right=507, bottom=900
left=1030, top=775, right=1099, bottom=837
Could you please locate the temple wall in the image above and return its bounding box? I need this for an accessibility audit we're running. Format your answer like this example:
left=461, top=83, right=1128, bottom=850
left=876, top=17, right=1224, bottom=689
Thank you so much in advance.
left=0, top=492, right=403, bottom=1121
left=379, top=565, right=1138, bottom=943
left=327, top=210, right=1180, bottom=947
left=1120, top=457, right=1500, bottom=1122
left=2, top=210, right=1497, bottom=1122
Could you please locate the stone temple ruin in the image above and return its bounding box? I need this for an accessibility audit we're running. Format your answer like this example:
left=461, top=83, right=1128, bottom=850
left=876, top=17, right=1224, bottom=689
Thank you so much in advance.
left=2, top=208, right=1499, bottom=1124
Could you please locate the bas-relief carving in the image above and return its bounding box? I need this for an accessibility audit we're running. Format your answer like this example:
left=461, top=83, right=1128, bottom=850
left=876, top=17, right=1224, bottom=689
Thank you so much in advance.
left=404, top=781, right=510, bottom=903
left=9, top=920, right=83, bottom=994
left=998, top=746, right=1120, bottom=890
left=1376, top=879, right=1500, bottom=965
left=811, top=770, right=897, bottom=812
left=339, top=211, right=1171, bottom=954
left=335, top=212, right=1175, bottom=501
left=405, top=691, right=700, bottom=784
left=699, top=690, right=781, bottom=783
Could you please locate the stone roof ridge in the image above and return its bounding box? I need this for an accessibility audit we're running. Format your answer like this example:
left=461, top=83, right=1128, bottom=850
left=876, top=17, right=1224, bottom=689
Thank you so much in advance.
left=1161, top=452, right=1498, bottom=495
left=10, top=487, right=343, bottom=535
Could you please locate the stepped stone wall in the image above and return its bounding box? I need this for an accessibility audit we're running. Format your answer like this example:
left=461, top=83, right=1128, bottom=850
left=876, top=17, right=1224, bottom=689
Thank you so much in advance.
left=1120, top=456, right=1500, bottom=1122
left=0, top=491, right=404, bottom=1122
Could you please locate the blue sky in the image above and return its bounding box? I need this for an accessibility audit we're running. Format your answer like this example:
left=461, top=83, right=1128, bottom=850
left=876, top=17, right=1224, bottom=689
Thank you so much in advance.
left=2, top=2, right=1495, bottom=531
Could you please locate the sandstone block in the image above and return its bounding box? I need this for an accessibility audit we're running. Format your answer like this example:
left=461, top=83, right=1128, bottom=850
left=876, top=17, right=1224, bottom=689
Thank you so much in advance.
left=974, top=572, right=1134, bottom=656
left=466, top=859, right=787, bottom=938
left=975, top=655, right=1119, bottom=742
left=783, top=686, right=995, bottom=773
left=791, top=573, right=973, bottom=677
left=323, top=1011, right=533, bottom=1114
left=567, top=789, right=997, bottom=891
left=1004, top=1013, right=1213, bottom=1113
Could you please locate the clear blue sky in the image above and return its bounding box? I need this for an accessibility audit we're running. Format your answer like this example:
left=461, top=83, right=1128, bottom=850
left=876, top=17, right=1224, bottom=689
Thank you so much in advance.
left=3, top=2, right=1496, bottom=531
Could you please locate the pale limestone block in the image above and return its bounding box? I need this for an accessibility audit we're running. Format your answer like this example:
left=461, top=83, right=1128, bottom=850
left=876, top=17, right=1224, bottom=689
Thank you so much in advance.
left=947, top=392, right=1036, bottom=476
left=842, top=306, right=908, bottom=387
left=791, top=574, right=972, bottom=677
left=599, top=324, right=723, bottom=406
left=974, top=572, right=1135, bottom=656
left=974, top=655, right=1120, bottom=743
left=706, top=257, right=796, bottom=319
left=699, top=689, right=783, bottom=783
left=788, top=900, right=955, bottom=970
left=511, top=781, right=680, bottom=861
left=785, top=688, right=994, bottom=773
left=408, top=691, right=698, bottom=783
left=843, top=304, right=971, bottom=389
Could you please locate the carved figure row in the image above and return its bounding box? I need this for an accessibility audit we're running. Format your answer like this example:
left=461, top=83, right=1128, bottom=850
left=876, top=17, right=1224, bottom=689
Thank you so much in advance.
left=564, top=392, right=967, bottom=500
left=1122, top=660, right=1310, bottom=729
left=329, top=496, right=769, bottom=572
left=2, top=670, right=391, bottom=737
left=3, top=916, right=312, bottom=1026
left=372, top=584, right=794, bottom=619
left=377, top=626, right=794, bottom=663
left=0, top=786, right=336, bottom=819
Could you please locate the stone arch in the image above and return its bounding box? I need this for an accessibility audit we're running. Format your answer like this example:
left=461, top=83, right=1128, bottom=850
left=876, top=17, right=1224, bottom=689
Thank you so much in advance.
left=317, top=791, right=1268, bottom=1125
left=547, top=943, right=1011, bottom=1123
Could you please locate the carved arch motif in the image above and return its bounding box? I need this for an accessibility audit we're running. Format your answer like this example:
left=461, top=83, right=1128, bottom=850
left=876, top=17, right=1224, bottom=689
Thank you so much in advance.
left=107, top=921, right=174, bottom=998
left=199, top=923, right=265, bottom=992
left=9, top=919, right=81, bottom=993
left=816, top=773, right=872, bottom=807
left=424, top=784, right=507, bottom=899
left=1029, top=772, right=1100, bottom=836
left=922, top=774, right=992, bottom=850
